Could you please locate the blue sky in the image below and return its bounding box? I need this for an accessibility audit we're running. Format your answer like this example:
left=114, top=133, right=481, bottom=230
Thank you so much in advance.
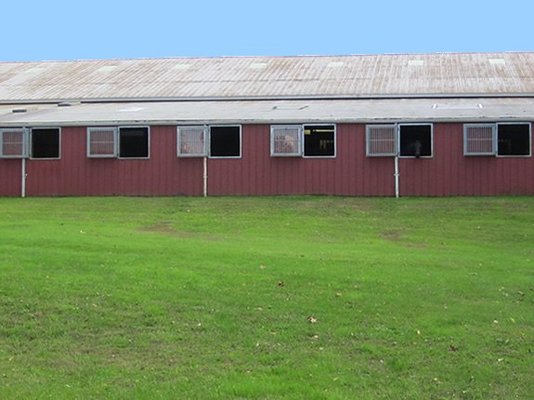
left=3, top=0, right=534, bottom=61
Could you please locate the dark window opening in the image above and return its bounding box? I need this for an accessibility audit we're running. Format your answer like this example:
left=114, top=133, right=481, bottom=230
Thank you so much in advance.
left=119, top=127, right=149, bottom=158
left=497, top=124, right=530, bottom=156
left=399, top=125, right=432, bottom=157
left=32, top=128, right=60, bottom=158
left=303, top=125, right=335, bottom=156
left=210, top=126, right=240, bottom=157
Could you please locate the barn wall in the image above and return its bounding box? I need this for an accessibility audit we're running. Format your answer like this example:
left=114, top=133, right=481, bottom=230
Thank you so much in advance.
left=25, top=126, right=203, bottom=196
left=399, top=123, right=534, bottom=196
left=1, top=122, right=533, bottom=197
left=208, top=124, right=394, bottom=196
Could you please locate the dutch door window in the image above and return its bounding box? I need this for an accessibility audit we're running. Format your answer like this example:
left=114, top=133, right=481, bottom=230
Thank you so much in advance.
left=463, top=123, right=531, bottom=156
left=497, top=124, right=530, bottom=156
left=270, top=125, right=302, bottom=156
left=303, top=125, right=335, bottom=157
left=209, top=126, right=241, bottom=157
left=119, top=127, right=149, bottom=158
left=177, top=126, right=208, bottom=157
left=31, top=128, right=60, bottom=159
left=0, top=128, right=28, bottom=158
left=399, top=125, right=432, bottom=157
left=87, top=127, right=117, bottom=158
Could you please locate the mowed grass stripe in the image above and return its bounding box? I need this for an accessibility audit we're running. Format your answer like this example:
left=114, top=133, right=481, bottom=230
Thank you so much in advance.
left=0, top=197, right=532, bottom=399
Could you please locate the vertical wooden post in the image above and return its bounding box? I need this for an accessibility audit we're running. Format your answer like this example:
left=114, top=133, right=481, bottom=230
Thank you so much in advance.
left=203, top=156, right=208, bottom=197
left=21, top=158, right=26, bottom=198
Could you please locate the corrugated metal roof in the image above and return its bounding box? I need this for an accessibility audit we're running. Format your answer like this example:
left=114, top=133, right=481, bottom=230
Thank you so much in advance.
left=1, top=53, right=534, bottom=102
left=1, top=98, right=533, bottom=126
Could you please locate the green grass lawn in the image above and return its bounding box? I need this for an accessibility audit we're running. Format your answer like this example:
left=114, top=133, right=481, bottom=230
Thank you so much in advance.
left=0, top=196, right=532, bottom=399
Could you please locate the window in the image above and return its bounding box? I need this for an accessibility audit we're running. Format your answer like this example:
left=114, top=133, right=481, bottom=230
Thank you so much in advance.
left=463, top=123, right=531, bottom=156
left=271, top=125, right=302, bottom=156
left=303, top=125, right=335, bottom=157
left=366, top=125, right=397, bottom=156
left=365, top=124, right=432, bottom=157
left=210, top=126, right=241, bottom=157
left=268, top=124, right=336, bottom=158
left=497, top=123, right=530, bottom=156
left=119, top=127, right=149, bottom=158
left=399, top=124, right=432, bottom=157
left=0, top=128, right=28, bottom=158
left=177, top=126, right=208, bottom=157
left=31, top=128, right=60, bottom=159
left=87, top=127, right=117, bottom=157
left=87, top=126, right=150, bottom=158
left=464, top=124, right=495, bottom=156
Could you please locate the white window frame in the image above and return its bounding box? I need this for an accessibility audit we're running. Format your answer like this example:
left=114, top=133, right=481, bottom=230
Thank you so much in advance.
left=398, top=123, right=433, bottom=158
left=463, top=123, right=496, bottom=156
left=366, top=124, right=397, bottom=157
left=270, top=125, right=303, bottom=157
left=177, top=125, right=208, bottom=157
left=0, top=127, right=29, bottom=158
left=496, top=122, right=531, bottom=158
left=208, top=125, right=242, bottom=159
left=30, top=127, right=61, bottom=160
left=118, top=126, right=150, bottom=159
left=87, top=127, right=118, bottom=158
left=463, top=122, right=532, bottom=157
left=302, top=124, right=336, bottom=158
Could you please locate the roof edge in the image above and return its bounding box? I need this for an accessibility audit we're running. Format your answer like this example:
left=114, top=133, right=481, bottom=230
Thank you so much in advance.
left=3, top=92, right=534, bottom=106
left=2, top=50, right=534, bottom=64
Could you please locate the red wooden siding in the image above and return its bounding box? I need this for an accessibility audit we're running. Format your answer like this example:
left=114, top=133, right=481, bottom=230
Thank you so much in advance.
left=0, top=159, right=22, bottom=196
left=208, top=124, right=394, bottom=196
left=25, top=126, right=203, bottom=196
left=1, top=122, right=533, bottom=197
left=399, top=123, right=534, bottom=196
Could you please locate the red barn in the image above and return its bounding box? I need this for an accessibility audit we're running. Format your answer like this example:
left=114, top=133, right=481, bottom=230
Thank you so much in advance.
left=0, top=53, right=533, bottom=197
